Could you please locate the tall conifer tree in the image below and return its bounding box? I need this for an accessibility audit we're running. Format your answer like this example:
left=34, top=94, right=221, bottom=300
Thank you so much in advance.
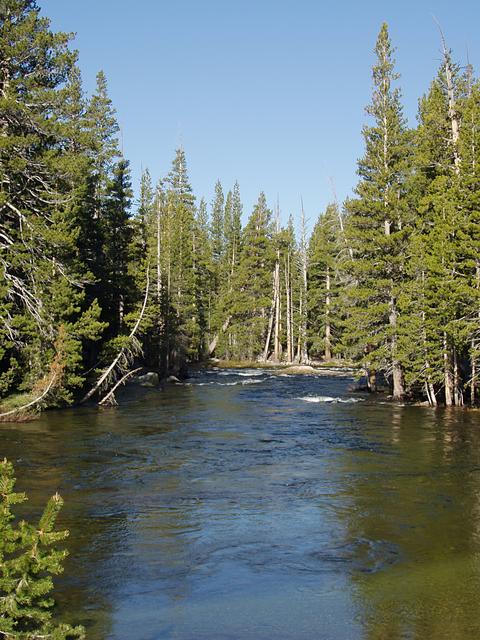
left=230, top=193, right=274, bottom=360
left=308, top=204, right=342, bottom=360
left=0, top=0, right=105, bottom=405
left=344, top=23, right=411, bottom=397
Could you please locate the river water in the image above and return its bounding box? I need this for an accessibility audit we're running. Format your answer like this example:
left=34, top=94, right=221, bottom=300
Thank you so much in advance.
left=2, top=368, right=480, bottom=639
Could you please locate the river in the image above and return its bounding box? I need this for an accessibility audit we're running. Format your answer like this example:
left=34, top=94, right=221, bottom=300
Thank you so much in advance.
left=2, top=368, right=480, bottom=639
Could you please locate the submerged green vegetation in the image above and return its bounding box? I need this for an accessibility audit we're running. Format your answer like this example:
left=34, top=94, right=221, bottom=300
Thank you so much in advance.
left=1, top=1, right=480, bottom=410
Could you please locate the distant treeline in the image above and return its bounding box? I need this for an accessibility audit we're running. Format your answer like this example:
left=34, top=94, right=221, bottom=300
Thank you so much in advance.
left=1, top=2, right=479, bottom=409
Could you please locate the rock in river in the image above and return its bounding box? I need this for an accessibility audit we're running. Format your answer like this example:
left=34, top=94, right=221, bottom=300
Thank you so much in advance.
left=136, top=372, right=159, bottom=387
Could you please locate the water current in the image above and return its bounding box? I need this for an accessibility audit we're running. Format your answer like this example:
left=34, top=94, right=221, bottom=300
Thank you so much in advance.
left=2, top=368, right=480, bottom=639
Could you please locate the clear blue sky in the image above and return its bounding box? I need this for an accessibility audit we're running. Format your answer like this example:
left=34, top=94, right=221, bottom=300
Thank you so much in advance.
left=41, top=0, right=480, bottom=229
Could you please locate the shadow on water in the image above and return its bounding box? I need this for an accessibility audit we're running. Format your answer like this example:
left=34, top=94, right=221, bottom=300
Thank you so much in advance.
left=2, top=371, right=480, bottom=638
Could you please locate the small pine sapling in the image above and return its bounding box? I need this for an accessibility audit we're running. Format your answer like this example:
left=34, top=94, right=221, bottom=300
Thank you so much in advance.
left=0, top=459, right=85, bottom=639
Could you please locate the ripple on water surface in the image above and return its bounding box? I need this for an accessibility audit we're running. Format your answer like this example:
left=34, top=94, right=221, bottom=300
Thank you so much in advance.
left=3, top=369, right=480, bottom=639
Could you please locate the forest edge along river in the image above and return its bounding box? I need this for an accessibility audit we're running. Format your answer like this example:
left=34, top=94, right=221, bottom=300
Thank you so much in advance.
left=2, top=367, right=480, bottom=639
left=4, top=4, right=480, bottom=638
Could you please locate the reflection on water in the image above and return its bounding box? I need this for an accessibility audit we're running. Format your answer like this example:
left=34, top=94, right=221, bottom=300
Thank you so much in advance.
left=340, top=404, right=480, bottom=639
left=2, top=369, right=480, bottom=639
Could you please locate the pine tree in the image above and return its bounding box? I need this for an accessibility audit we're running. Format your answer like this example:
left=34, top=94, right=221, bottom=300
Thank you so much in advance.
left=85, top=70, right=120, bottom=183
left=102, top=158, right=134, bottom=336
left=211, top=182, right=243, bottom=358
left=76, top=70, right=121, bottom=319
left=230, top=193, right=274, bottom=360
left=164, top=148, right=201, bottom=369
left=208, top=180, right=226, bottom=338
left=230, top=181, right=243, bottom=274
left=297, top=202, right=309, bottom=363
left=458, top=76, right=480, bottom=404
left=282, top=216, right=299, bottom=363
left=133, top=168, right=153, bottom=264
left=222, top=190, right=233, bottom=287
left=400, top=49, right=469, bottom=405
left=193, top=198, right=214, bottom=355
left=210, top=180, right=225, bottom=266
left=0, top=0, right=106, bottom=407
left=0, top=459, right=85, bottom=639
left=82, top=71, right=125, bottom=332
left=262, top=202, right=282, bottom=362
left=129, top=169, right=162, bottom=370
left=343, top=23, right=411, bottom=397
left=308, top=204, right=342, bottom=360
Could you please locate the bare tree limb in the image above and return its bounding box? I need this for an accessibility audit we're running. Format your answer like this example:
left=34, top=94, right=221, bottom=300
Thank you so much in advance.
left=98, top=367, right=143, bottom=406
left=0, top=374, right=56, bottom=420
left=208, top=316, right=231, bottom=356
left=80, top=268, right=150, bottom=404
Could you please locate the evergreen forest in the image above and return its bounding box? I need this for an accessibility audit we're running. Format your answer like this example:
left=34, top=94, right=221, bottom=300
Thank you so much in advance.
left=2, top=0, right=480, bottom=412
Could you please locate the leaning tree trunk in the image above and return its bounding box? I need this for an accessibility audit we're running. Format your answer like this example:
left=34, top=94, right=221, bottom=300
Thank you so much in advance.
left=0, top=373, right=57, bottom=421
left=81, top=269, right=150, bottom=404
left=262, top=268, right=277, bottom=362
left=208, top=316, right=231, bottom=356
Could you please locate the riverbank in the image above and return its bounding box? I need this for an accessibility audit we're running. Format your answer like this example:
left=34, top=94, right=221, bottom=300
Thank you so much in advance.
left=200, top=359, right=359, bottom=378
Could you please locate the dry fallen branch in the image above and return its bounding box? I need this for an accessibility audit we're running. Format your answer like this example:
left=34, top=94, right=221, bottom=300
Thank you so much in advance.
left=80, top=268, right=150, bottom=404
left=0, top=374, right=56, bottom=421
left=98, top=367, right=143, bottom=406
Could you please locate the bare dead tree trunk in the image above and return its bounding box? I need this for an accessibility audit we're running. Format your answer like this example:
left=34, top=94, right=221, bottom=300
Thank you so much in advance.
left=155, top=198, right=164, bottom=369
left=165, top=212, right=172, bottom=372
left=466, top=60, right=476, bottom=172
left=299, top=199, right=308, bottom=364
left=329, top=177, right=353, bottom=259
left=263, top=268, right=276, bottom=362
left=471, top=344, right=476, bottom=406
left=443, top=332, right=454, bottom=406
left=424, top=379, right=435, bottom=408
left=296, top=292, right=302, bottom=363
left=426, top=364, right=437, bottom=407
left=389, top=302, right=405, bottom=400
left=285, top=253, right=293, bottom=363
left=436, top=25, right=460, bottom=172
left=0, top=373, right=57, bottom=420
left=381, top=107, right=405, bottom=400
left=453, top=346, right=463, bottom=406
left=274, top=255, right=281, bottom=361
left=325, top=266, right=332, bottom=360
left=156, top=199, right=162, bottom=298
left=208, top=316, right=231, bottom=355
left=119, top=296, right=124, bottom=329
left=420, top=271, right=437, bottom=407
left=471, top=263, right=480, bottom=405
left=273, top=202, right=282, bottom=362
